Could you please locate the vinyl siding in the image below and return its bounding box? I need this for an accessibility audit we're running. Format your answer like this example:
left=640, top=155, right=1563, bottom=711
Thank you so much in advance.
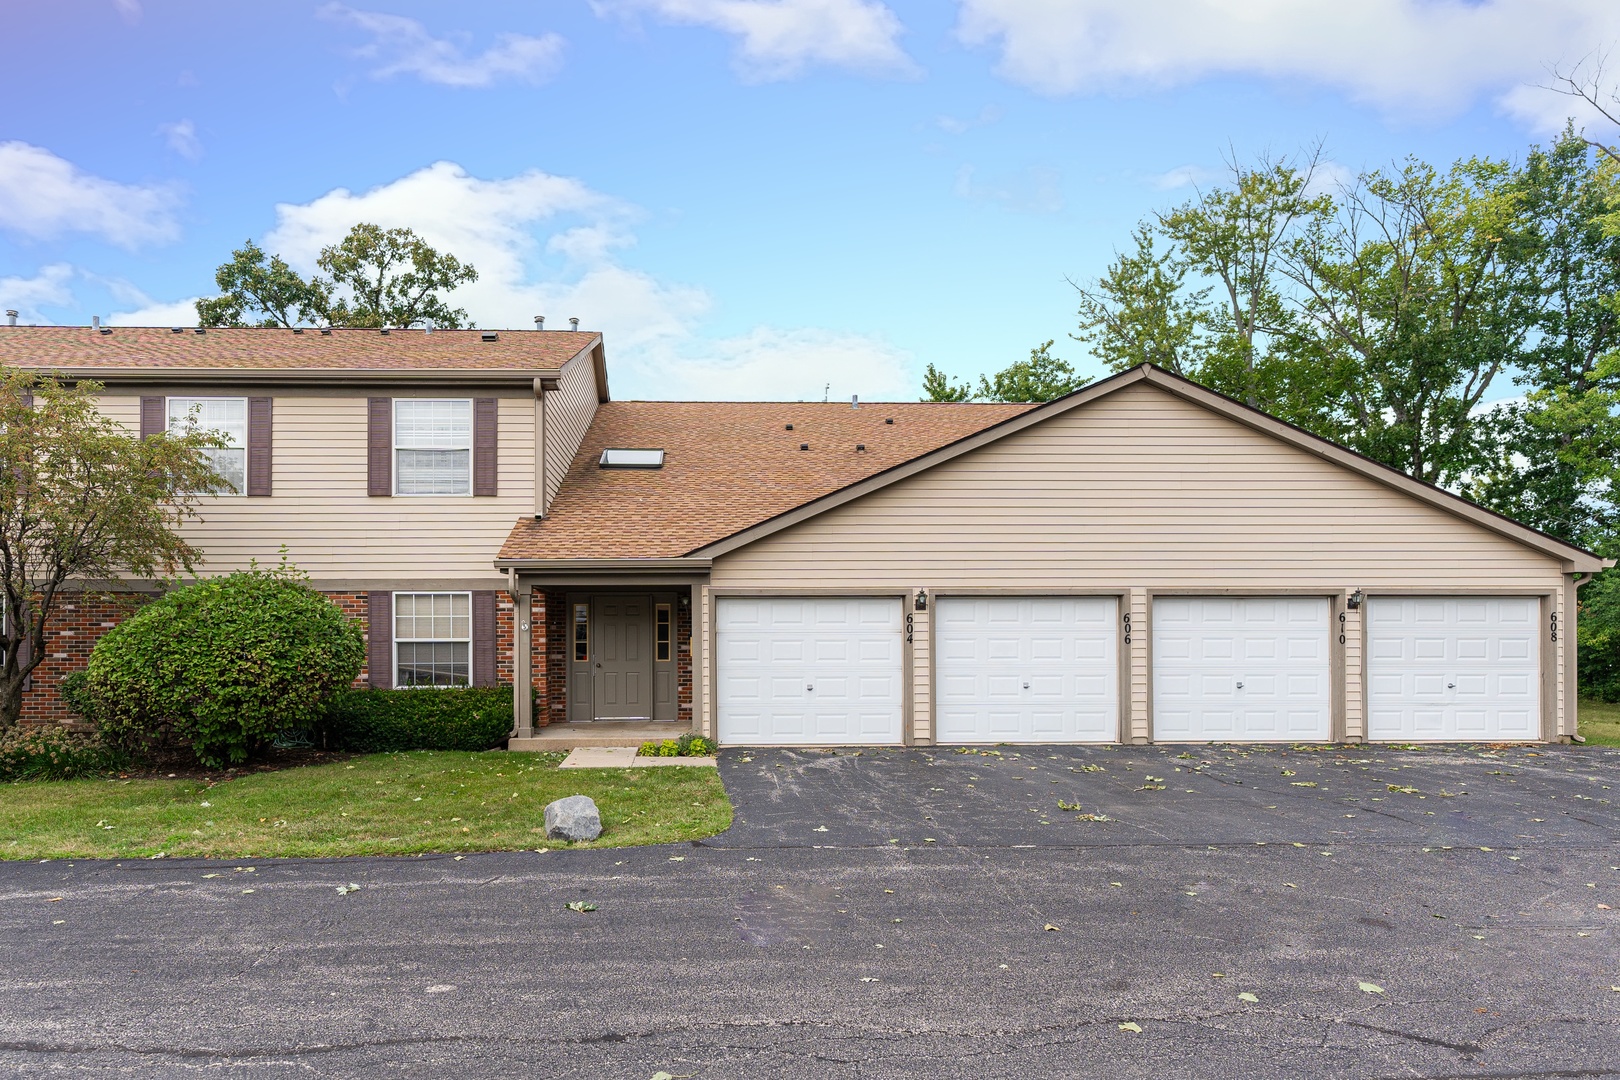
left=545, top=348, right=600, bottom=508
left=100, top=392, right=535, bottom=583
left=710, top=381, right=1569, bottom=739
left=909, top=599, right=930, bottom=744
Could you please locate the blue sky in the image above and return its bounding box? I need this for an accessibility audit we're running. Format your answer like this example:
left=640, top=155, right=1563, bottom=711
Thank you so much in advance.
left=3, top=1, right=1618, bottom=401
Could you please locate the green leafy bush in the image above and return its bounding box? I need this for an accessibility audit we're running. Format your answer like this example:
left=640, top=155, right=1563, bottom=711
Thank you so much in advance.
left=320, top=686, right=513, bottom=752
left=1579, top=567, right=1620, bottom=703
left=82, top=567, right=364, bottom=767
left=638, top=733, right=715, bottom=757
left=58, top=670, right=93, bottom=718
left=0, top=726, right=127, bottom=781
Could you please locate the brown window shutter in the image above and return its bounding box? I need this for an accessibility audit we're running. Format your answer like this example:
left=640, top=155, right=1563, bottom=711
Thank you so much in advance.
left=472, top=590, right=497, bottom=687
left=246, top=397, right=272, bottom=497
left=473, top=398, right=498, bottom=496
left=367, top=592, right=393, bottom=689
left=139, top=396, right=165, bottom=439
left=367, top=398, right=392, bottom=497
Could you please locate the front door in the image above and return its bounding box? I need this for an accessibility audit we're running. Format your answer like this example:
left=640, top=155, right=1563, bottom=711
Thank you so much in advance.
left=590, top=595, right=653, bottom=720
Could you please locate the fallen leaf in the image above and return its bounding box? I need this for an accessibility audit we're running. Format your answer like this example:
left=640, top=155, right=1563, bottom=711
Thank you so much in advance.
left=1358, top=982, right=1384, bottom=994
left=1044, top=924, right=1060, bottom=932
left=1118, top=1022, right=1142, bottom=1033
left=336, top=883, right=360, bottom=895
left=1109, top=882, right=1123, bottom=887
left=1238, top=992, right=1258, bottom=1003
left=565, top=901, right=597, bottom=913
left=46, top=897, right=62, bottom=903
left=812, top=826, right=829, bottom=833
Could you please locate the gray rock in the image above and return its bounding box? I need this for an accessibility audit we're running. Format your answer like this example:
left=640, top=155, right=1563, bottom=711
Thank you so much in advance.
left=544, top=795, right=602, bottom=842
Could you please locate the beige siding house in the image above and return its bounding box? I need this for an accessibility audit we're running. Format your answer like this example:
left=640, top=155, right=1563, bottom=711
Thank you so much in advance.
left=3, top=323, right=1608, bottom=745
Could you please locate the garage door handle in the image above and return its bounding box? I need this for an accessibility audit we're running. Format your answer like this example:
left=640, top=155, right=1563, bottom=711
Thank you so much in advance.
left=1022, top=682, right=1030, bottom=689
left=1236, top=681, right=1244, bottom=690
left=806, top=685, right=813, bottom=692
left=1447, top=683, right=1455, bottom=689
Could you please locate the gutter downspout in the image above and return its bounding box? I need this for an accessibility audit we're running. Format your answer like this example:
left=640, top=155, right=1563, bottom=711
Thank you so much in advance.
left=533, top=378, right=548, bottom=519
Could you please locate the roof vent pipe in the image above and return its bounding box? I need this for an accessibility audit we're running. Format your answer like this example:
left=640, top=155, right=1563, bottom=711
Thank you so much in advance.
left=534, top=316, right=545, bottom=330
left=851, top=394, right=858, bottom=409
left=569, top=317, right=579, bottom=332
left=5, top=310, right=16, bottom=327
left=91, top=315, right=100, bottom=329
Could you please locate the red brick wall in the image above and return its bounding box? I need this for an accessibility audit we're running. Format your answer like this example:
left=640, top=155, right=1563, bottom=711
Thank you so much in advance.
left=19, top=592, right=141, bottom=727
left=321, top=592, right=372, bottom=688
left=677, top=597, right=693, bottom=725
left=543, top=590, right=568, bottom=724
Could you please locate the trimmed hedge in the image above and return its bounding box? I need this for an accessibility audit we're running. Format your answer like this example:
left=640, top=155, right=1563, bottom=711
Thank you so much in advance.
left=320, top=686, right=514, bottom=753
left=0, top=726, right=128, bottom=782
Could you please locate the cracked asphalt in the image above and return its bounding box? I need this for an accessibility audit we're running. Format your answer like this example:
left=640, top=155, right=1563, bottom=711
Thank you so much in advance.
left=3, top=741, right=1620, bottom=1078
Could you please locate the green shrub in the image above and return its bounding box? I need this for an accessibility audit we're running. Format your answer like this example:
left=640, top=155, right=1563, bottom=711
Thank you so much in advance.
left=1580, top=567, right=1620, bottom=703
left=58, top=670, right=93, bottom=718
left=320, top=686, right=513, bottom=753
left=0, top=726, right=127, bottom=781
left=83, top=566, right=364, bottom=767
left=637, top=733, right=715, bottom=757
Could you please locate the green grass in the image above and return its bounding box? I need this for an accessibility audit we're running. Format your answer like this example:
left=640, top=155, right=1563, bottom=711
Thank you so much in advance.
left=1579, top=699, right=1620, bottom=747
left=0, top=751, right=732, bottom=860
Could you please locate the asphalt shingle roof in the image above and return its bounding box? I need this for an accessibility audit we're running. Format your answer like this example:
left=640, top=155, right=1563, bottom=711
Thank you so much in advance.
left=498, top=399, right=1033, bottom=560
left=0, top=326, right=594, bottom=371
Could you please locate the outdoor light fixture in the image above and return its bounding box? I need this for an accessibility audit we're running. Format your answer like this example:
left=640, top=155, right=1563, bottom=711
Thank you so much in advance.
left=914, top=590, right=928, bottom=612
left=1347, top=589, right=1363, bottom=609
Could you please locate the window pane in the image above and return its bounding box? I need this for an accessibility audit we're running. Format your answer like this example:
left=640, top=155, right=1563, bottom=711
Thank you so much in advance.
left=168, top=397, right=246, bottom=447
left=394, top=399, right=471, bottom=450
left=397, top=641, right=469, bottom=686
left=205, top=448, right=246, bottom=494
left=396, top=449, right=470, bottom=495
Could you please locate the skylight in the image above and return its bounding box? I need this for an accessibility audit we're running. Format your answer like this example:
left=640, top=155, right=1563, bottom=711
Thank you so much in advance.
left=599, top=448, right=665, bottom=469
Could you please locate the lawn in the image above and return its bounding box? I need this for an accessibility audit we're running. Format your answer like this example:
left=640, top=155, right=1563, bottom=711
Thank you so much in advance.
left=0, top=751, right=732, bottom=860
left=1580, top=698, right=1620, bottom=747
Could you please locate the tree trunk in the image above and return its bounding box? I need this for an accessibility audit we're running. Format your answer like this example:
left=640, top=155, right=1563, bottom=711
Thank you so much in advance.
left=0, top=672, right=24, bottom=732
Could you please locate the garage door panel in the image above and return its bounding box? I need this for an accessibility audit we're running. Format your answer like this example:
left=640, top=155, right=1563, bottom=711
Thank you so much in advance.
left=717, top=597, right=905, bottom=745
left=1366, top=597, right=1540, bottom=741
left=1152, top=597, right=1332, bottom=741
left=935, top=596, right=1120, bottom=743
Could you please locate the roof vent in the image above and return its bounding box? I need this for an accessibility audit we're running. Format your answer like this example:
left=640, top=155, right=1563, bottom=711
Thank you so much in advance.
left=599, top=448, right=665, bottom=469
left=4, top=310, right=16, bottom=327
left=885, top=418, right=894, bottom=424
left=292, top=327, right=304, bottom=334
left=799, top=443, right=809, bottom=451
left=785, top=423, right=793, bottom=431
left=171, top=326, right=183, bottom=333
left=534, top=316, right=545, bottom=330
left=851, top=394, right=858, bottom=409
left=98, top=326, right=112, bottom=335
left=91, top=316, right=100, bottom=329
left=193, top=327, right=205, bottom=334
left=856, top=443, right=865, bottom=451
left=379, top=327, right=390, bottom=335
left=320, top=328, right=332, bottom=335
left=481, top=331, right=499, bottom=342
left=569, top=318, right=579, bottom=332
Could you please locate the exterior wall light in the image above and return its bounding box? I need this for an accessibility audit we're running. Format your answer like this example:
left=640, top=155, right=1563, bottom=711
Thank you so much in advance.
left=1346, top=589, right=1363, bottom=609
left=914, top=590, right=928, bottom=612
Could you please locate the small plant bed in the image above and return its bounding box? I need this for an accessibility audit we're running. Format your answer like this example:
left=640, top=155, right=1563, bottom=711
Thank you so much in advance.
left=0, top=750, right=732, bottom=860
left=1580, top=699, right=1620, bottom=747
left=639, top=733, right=716, bottom=757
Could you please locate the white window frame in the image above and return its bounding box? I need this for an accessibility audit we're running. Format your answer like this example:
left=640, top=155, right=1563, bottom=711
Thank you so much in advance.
left=167, top=396, right=248, bottom=496
left=392, top=591, right=473, bottom=688
left=393, top=398, right=473, bottom=497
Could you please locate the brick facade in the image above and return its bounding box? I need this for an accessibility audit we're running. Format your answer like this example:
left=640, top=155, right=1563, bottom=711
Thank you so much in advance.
left=20, top=585, right=692, bottom=731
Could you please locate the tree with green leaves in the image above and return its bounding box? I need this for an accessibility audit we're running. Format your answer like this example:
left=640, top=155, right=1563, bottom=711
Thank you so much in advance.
left=0, top=369, right=223, bottom=731
left=196, top=223, right=478, bottom=329
left=921, top=363, right=972, bottom=402
left=1073, top=223, right=1207, bottom=376
left=977, top=341, right=1089, bottom=402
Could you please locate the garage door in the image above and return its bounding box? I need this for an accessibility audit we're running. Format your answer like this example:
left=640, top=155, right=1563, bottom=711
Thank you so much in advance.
left=1152, top=597, right=1332, bottom=741
left=935, top=596, right=1119, bottom=743
left=717, top=597, right=904, bottom=745
left=1366, top=596, right=1540, bottom=741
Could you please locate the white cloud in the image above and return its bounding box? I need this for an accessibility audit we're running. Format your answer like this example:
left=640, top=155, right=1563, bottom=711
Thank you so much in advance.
left=624, top=326, right=917, bottom=401
left=106, top=296, right=204, bottom=328
left=158, top=119, right=203, bottom=162
left=954, top=163, right=1063, bottom=214
left=0, top=142, right=182, bottom=249
left=319, top=4, right=565, bottom=88
left=597, top=0, right=916, bottom=81
left=1151, top=164, right=1220, bottom=191
left=955, top=0, right=1620, bottom=122
left=936, top=104, right=1002, bottom=135
left=0, top=265, right=75, bottom=323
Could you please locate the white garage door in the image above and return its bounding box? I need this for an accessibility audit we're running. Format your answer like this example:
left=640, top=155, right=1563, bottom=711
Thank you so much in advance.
left=935, top=596, right=1119, bottom=743
left=1153, top=597, right=1332, bottom=741
left=1366, top=596, right=1540, bottom=741
left=717, top=597, right=904, bottom=745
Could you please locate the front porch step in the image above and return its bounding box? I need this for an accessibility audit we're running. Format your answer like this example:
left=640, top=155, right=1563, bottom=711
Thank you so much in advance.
left=508, top=721, right=692, bottom=751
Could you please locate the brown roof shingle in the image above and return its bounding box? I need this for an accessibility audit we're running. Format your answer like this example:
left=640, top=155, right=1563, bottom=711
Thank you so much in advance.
left=0, top=326, right=595, bottom=371
left=498, top=399, right=1034, bottom=561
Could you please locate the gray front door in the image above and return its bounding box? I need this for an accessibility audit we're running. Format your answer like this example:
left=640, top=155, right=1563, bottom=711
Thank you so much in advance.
left=590, top=596, right=652, bottom=720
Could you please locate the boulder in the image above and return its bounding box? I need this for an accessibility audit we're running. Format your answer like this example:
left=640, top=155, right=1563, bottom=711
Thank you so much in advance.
left=544, top=795, right=602, bottom=842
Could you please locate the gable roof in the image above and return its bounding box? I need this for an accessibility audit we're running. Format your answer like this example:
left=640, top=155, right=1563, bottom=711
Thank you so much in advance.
left=681, top=364, right=1607, bottom=573
left=495, top=399, right=1033, bottom=561
left=0, top=325, right=600, bottom=377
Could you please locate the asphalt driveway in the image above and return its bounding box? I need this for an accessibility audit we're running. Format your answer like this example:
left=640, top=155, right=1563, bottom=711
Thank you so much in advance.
left=2, top=741, right=1618, bottom=1078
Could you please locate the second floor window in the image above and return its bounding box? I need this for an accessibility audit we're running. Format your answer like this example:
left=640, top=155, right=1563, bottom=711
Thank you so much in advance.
left=395, top=399, right=471, bottom=495
left=168, top=396, right=246, bottom=494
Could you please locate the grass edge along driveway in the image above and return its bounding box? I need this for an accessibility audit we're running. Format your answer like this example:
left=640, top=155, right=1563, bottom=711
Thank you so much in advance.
left=0, top=750, right=732, bottom=860
left=1582, top=698, right=1620, bottom=747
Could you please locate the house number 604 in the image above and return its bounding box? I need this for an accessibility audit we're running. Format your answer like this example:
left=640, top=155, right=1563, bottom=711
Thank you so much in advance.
left=905, top=613, right=914, bottom=643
